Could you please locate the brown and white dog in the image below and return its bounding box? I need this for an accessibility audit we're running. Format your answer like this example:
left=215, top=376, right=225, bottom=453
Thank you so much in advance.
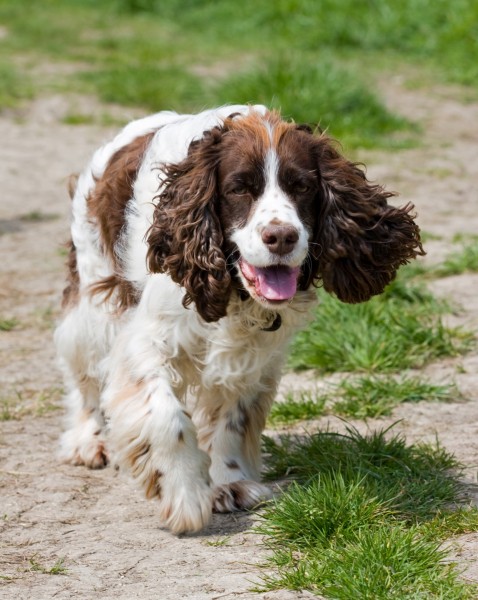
left=55, top=105, right=423, bottom=534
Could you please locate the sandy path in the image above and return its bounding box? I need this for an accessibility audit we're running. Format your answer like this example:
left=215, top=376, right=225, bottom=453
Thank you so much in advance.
left=1, top=83, right=478, bottom=598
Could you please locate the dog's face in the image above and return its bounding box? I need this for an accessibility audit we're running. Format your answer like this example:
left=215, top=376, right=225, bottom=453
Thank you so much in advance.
left=147, top=110, right=424, bottom=322
left=217, top=119, right=318, bottom=309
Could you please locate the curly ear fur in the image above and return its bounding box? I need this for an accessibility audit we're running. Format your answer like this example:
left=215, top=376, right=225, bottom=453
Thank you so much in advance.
left=147, top=127, right=231, bottom=322
left=303, top=134, right=425, bottom=303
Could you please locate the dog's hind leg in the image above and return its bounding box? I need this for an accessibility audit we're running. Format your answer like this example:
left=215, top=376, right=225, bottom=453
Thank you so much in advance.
left=55, top=297, right=115, bottom=469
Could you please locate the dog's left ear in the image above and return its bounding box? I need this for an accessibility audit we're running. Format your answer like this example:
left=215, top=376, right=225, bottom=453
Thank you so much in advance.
left=303, top=133, right=425, bottom=303
left=147, top=127, right=232, bottom=322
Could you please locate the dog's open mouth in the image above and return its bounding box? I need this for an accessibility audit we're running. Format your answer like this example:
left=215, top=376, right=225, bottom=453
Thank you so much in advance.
left=239, top=259, right=300, bottom=302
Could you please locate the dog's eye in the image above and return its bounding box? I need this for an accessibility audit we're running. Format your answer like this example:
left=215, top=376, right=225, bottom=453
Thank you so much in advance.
left=294, top=183, right=310, bottom=194
left=232, top=185, right=248, bottom=196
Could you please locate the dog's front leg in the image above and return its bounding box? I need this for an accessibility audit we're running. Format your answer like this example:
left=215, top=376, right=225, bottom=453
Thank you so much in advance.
left=196, top=377, right=278, bottom=514
left=104, top=369, right=212, bottom=534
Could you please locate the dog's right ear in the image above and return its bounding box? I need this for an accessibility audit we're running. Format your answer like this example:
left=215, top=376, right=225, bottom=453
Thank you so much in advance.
left=147, top=127, right=232, bottom=323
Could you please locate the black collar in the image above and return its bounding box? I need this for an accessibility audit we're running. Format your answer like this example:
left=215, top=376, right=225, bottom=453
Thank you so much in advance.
left=261, top=313, right=282, bottom=332
left=237, top=287, right=282, bottom=332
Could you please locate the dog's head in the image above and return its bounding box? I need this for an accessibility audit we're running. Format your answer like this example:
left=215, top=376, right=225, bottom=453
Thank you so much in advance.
left=147, top=110, right=424, bottom=322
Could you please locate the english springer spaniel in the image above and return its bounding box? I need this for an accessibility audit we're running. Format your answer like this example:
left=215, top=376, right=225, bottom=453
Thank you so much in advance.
left=55, top=105, right=423, bottom=534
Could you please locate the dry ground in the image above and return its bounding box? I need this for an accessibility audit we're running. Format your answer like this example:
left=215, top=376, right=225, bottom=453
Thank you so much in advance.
left=1, top=80, right=478, bottom=599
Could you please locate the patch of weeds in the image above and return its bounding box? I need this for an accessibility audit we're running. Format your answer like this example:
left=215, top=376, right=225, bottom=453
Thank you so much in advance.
left=0, top=387, right=62, bottom=421
left=203, top=536, right=231, bottom=547
left=420, top=231, right=443, bottom=243
left=19, top=211, right=60, bottom=223
left=451, top=234, right=478, bottom=244
left=419, top=507, right=478, bottom=540
left=289, top=280, right=473, bottom=373
left=28, top=555, right=68, bottom=575
left=334, top=375, right=457, bottom=419
left=0, top=60, right=33, bottom=109
left=268, top=377, right=457, bottom=426
left=214, top=56, right=415, bottom=149
left=61, top=112, right=96, bottom=125
left=34, top=388, right=63, bottom=416
left=0, top=390, right=22, bottom=421
left=0, top=318, right=18, bottom=331
left=80, top=64, right=206, bottom=112
left=268, top=390, right=327, bottom=426
left=0, top=401, right=14, bottom=421
left=263, top=425, right=463, bottom=520
left=433, top=241, right=478, bottom=278
left=61, top=112, right=127, bottom=127
left=32, top=306, right=57, bottom=331
left=258, top=425, right=478, bottom=598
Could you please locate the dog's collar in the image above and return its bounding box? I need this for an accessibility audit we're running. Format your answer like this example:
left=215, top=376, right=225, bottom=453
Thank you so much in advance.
left=237, top=288, right=282, bottom=332
left=261, top=313, right=282, bottom=332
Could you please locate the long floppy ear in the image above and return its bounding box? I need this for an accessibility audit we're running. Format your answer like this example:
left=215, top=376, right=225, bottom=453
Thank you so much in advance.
left=304, top=134, right=424, bottom=303
left=146, top=127, right=231, bottom=322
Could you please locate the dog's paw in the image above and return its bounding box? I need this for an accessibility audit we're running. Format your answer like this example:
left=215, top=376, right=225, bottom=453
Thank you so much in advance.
left=126, top=439, right=213, bottom=534
left=212, top=480, right=271, bottom=513
left=59, top=422, right=109, bottom=469
left=161, top=478, right=213, bottom=534
left=140, top=463, right=213, bottom=534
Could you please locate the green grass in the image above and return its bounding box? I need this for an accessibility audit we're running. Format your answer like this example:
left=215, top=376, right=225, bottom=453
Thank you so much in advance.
left=0, top=61, right=33, bottom=109
left=258, top=426, right=478, bottom=598
left=0, top=0, right=477, bottom=147
left=269, top=390, right=328, bottom=426
left=289, top=278, right=473, bottom=373
left=213, top=57, right=414, bottom=149
left=270, top=377, right=457, bottom=424
left=28, top=556, right=68, bottom=575
left=19, top=211, right=60, bottom=223
left=434, top=241, right=478, bottom=278
left=0, top=387, right=62, bottom=421
left=334, top=375, right=456, bottom=419
left=0, top=317, right=18, bottom=331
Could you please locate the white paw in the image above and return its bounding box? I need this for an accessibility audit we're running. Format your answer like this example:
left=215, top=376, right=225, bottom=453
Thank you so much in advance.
left=160, top=475, right=213, bottom=534
left=122, top=436, right=213, bottom=534
left=59, top=419, right=109, bottom=469
left=212, top=480, right=272, bottom=513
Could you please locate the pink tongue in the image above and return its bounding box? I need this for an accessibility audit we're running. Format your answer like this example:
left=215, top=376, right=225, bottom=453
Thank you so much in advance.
left=253, top=265, right=300, bottom=301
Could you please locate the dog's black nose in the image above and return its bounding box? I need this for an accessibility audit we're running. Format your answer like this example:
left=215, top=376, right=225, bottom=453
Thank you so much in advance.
left=261, top=224, right=299, bottom=255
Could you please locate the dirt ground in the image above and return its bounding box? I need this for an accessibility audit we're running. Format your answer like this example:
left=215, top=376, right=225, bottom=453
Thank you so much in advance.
left=1, top=80, right=478, bottom=599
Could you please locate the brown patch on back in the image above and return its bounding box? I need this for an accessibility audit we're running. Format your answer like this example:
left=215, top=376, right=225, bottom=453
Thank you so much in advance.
left=87, top=131, right=156, bottom=311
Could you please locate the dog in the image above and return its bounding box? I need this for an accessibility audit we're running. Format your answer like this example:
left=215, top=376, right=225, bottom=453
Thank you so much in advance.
left=55, top=105, right=423, bottom=533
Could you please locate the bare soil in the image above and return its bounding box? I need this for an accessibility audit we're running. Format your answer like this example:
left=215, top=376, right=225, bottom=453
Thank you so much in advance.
left=1, top=81, right=478, bottom=599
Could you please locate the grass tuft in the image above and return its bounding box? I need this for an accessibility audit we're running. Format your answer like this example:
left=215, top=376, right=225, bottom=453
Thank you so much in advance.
left=268, top=390, right=327, bottom=426
left=263, top=425, right=463, bottom=521
left=19, top=211, right=60, bottom=223
left=334, top=375, right=457, bottom=419
left=269, top=376, right=455, bottom=425
left=289, top=279, right=473, bottom=373
left=0, top=317, right=18, bottom=331
left=258, top=426, right=478, bottom=598
left=434, top=241, right=478, bottom=278
left=28, top=556, right=68, bottom=575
